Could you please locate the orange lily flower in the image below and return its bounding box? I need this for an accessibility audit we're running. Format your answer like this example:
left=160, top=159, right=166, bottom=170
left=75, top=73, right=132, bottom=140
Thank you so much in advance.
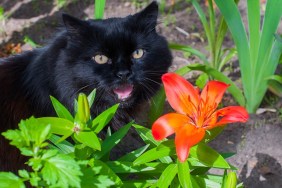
left=152, top=73, right=249, bottom=162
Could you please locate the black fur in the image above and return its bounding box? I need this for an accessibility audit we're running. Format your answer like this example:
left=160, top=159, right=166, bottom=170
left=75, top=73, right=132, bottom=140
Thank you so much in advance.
left=0, top=2, right=172, bottom=171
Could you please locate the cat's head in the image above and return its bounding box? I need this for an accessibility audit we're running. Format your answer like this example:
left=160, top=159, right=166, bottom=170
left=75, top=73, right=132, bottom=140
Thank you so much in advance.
left=60, top=2, right=172, bottom=109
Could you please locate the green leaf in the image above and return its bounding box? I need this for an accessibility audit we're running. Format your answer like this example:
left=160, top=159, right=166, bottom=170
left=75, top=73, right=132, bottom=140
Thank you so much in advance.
left=94, top=122, right=132, bottom=159
left=157, top=164, right=178, bottom=188
left=203, top=126, right=225, bottom=143
left=0, top=172, right=25, bottom=188
left=133, top=144, right=174, bottom=165
left=169, top=43, right=209, bottom=64
left=87, top=88, right=96, bottom=108
left=94, top=0, right=106, bottom=19
left=92, top=104, right=119, bottom=133
left=225, top=171, right=237, bottom=188
left=133, top=124, right=173, bottom=163
left=18, top=169, right=29, bottom=179
left=106, top=161, right=167, bottom=174
left=41, top=150, right=82, bottom=188
left=49, top=134, right=74, bottom=154
left=74, top=144, right=94, bottom=160
left=2, top=117, right=51, bottom=151
left=117, top=144, right=150, bottom=162
left=123, top=180, right=157, bottom=188
left=196, top=73, right=209, bottom=89
left=37, top=117, right=74, bottom=136
left=81, top=159, right=122, bottom=187
left=189, top=143, right=230, bottom=169
left=50, top=96, right=74, bottom=121
left=74, top=130, right=101, bottom=150
left=177, top=160, right=192, bottom=188
left=148, top=88, right=166, bottom=125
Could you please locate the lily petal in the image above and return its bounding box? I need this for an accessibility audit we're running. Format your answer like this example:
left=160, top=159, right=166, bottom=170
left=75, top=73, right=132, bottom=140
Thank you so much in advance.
left=201, top=81, right=229, bottom=111
left=175, top=125, right=205, bottom=162
left=152, top=113, right=189, bottom=140
left=162, top=73, right=200, bottom=115
left=205, top=106, right=249, bottom=129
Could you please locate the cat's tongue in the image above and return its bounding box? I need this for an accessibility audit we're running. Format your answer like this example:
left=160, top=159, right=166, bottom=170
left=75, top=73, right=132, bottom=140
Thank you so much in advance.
left=113, top=84, right=133, bottom=101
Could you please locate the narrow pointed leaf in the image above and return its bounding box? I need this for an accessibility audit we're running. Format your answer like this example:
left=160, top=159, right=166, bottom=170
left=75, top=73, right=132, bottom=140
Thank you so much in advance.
left=74, top=130, right=101, bottom=150
left=177, top=160, right=192, bottom=188
left=94, top=122, right=132, bottom=159
left=94, top=0, right=106, bottom=19
left=133, top=124, right=173, bottom=163
left=117, top=144, right=150, bottom=162
left=92, top=104, right=119, bottom=133
left=157, top=164, right=178, bottom=188
left=37, top=117, right=74, bottom=136
left=50, top=96, right=74, bottom=121
left=133, top=144, right=174, bottom=165
left=87, top=88, right=96, bottom=108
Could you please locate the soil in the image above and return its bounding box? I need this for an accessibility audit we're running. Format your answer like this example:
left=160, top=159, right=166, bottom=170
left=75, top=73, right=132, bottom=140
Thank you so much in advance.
left=0, top=0, right=281, bottom=187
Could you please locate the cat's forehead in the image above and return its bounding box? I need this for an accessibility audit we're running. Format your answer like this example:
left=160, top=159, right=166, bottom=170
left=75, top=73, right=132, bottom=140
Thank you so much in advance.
left=89, top=16, right=136, bottom=34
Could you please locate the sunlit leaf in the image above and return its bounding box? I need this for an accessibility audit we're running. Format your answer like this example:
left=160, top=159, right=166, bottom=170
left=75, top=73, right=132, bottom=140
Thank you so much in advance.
left=157, top=164, right=178, bottom=188
left=50, top=96, right=74, bottom=121
left=0, top=172, right=25, bottom=188
left=92, top=104, right=119, bottom=133
left=41, top=150, right=82, bottom=188
left=189, top=143, right=230, bottom=169
left=74, top=130, right=101, bottom=151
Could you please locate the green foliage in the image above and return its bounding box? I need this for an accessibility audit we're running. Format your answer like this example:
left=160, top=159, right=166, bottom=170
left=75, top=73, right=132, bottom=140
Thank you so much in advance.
left=94, top=0, right=106, bottom=19
left=23, top=36, right=40, bottom=48
left=214, top=0, right=282, bottom=112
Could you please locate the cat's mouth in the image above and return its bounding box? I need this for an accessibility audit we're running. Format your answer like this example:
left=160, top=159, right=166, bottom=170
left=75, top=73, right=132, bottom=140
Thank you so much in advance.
left=113, top=84, right=134, bottom=101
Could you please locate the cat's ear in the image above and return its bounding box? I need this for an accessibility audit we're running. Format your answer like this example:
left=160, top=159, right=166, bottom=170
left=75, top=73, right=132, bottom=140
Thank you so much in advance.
left=62, top=13, right=87, bottom=36
left=135, top=1, right=159, bottom=29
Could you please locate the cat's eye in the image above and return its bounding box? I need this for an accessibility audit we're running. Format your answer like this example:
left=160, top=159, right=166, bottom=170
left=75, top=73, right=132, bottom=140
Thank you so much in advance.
left=132, top=49, right=144, bottom=59
left=93, top=54, right=109, bottom=64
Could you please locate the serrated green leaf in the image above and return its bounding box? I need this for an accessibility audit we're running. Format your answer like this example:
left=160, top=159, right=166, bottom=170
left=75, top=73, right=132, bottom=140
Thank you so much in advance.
left=50, top=96, right=74, bottom=121
left=74, top=130, right=101, bottom=150
left=157, top=164, right=178, bottom=188
left=37, top=117, right=74, bottom=136
left=18, top=169, right=29, bottom=179
left=94, top=122, right=132, bottom=159
left=92, top=104, right=119, bottom=133
left=82, top=159, right=122, bottom=187
left=2, top=117, right=51, bottom=151
left=0, top=172, right=25, bottom=188
left=41, top=150, right=82, bottom=188
left=190, top=143, right=230, bottom=169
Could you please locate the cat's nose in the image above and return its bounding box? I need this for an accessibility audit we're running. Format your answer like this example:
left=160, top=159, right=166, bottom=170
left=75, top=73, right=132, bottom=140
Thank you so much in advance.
left=116, top=70, right=131, bottom=80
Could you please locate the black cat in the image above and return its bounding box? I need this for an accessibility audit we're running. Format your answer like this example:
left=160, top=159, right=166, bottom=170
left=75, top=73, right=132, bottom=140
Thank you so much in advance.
left=0, top=2, right=172, bottom=171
